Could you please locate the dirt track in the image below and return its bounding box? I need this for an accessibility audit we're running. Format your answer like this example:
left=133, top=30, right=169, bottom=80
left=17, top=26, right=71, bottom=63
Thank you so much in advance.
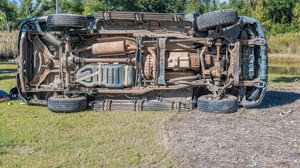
left=164, top=89, right=300, bottom=167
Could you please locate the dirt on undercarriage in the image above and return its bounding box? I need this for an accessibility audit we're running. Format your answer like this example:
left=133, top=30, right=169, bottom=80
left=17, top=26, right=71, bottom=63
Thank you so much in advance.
left=164, top=89, right=300, bottom=168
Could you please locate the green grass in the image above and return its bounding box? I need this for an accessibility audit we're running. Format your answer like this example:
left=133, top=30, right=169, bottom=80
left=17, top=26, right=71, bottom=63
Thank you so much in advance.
left=1, top=60, right=299, bottom=167
left=0, top=63, right=17, bottom=93
left=0, top=105, right=174, bottom=168
left=0, top=63, right=174, bottom=167
left=268, top=73, right=300, bottom=88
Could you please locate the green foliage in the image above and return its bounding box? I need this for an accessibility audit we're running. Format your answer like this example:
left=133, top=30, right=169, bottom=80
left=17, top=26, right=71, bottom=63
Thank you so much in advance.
left=228, top=0, right=252, bottom=16
left=83, top=0, right=110, bottom=15
left=165, top=0, right=186, bottom=13
left=59, top=0, right=84, bottom=14
left=266, top=0, right=295, bottom=24
left=185, top=0, right=205, bottom=14
left=293, top=1, right=300, bottom=22
left=0, top=0, right=298, bottom=34
left=251, top=0, right=271, bottom=27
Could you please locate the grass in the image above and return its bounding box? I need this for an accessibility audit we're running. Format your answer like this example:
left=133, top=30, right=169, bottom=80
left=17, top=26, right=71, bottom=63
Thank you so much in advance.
left=269, top=53, right=300, bottom=63
left=0, top=63, right=174, bottom=167
left=268, top=73, right=300, bottom=88
left=0, top=58, right=299, bottom=167
left=267, top=32, right=300, bottom=55
left=0, top=63, right=17, bottom=93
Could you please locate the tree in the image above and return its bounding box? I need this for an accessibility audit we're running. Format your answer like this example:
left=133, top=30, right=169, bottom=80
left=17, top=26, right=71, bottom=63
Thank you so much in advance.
left=293, top=1, right=300, bottom=23
left=83, top=0, right=110, bottom=15
left=266, top=0, right=295, bottom=24
left=228, top=0, right=251, bottom=16
left=251, top=0, right=270, bottom=26
left=18, top=0, right=44, bottom=19
left=0, top=0, right=18, bottom=30
left=165, top=0, right=186, bottom=13
left=185, top=0, right=205, bottom=14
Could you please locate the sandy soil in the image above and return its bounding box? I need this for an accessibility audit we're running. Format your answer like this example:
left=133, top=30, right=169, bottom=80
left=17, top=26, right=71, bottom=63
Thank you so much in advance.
left=164, top=89, right=300, bottom=168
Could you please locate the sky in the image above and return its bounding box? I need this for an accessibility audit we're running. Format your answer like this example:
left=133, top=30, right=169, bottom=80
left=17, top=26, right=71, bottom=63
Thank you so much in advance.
left=219, top=0, right=229, bottom=3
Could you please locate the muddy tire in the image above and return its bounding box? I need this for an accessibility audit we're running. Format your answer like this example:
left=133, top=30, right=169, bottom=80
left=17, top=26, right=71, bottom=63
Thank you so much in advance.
left=197, top=9, right=239, bottom=31
left=47, top=14, right=87, bottom=28
left=197, top=94, right=238, bottom=113
left=47, top=96, right=87, bottom=112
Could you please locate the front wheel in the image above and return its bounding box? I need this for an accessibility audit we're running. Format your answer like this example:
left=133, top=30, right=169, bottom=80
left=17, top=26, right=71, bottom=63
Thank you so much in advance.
left=47, top=96, right=87, bottom=112
left=197, top=94, right=238, bottom=113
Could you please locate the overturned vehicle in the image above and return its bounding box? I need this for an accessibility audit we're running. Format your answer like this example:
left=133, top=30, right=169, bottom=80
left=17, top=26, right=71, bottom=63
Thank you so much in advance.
left=16, top=9, right=268, bottom=113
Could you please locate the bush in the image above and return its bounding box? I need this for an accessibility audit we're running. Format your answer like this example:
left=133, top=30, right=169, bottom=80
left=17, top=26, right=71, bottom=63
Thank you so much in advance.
left=268, top=32, right=300, bottom=54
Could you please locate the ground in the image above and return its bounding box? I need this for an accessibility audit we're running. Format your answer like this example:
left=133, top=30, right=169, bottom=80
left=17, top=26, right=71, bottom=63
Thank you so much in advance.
left=1, top=62, right=300, bottom=167
left=0, top=63, right=174, bottom=167
left=164, top=88, right=300, bottom=167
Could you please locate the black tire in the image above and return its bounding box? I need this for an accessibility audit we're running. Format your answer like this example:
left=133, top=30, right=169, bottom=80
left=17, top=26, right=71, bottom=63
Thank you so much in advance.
left=47, top=96, right=87, bottom=112
left=197, top=94, right=238, bottom=113
left=47, top=14, right=87, bottom=28
left=197, top=9, right=239, bottom=31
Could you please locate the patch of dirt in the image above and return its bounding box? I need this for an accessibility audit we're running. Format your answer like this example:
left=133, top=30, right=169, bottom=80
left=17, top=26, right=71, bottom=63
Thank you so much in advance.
left=14, top=146, right=33, bottom=154
left=164, top=89, right=300, bottom=167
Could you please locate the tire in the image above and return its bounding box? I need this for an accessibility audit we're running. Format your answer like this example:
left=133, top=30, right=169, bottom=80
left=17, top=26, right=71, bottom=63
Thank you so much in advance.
left=197, top=9, right=239, bottom=31
left=197, top=94, right=238, bottom=113
left=47, top=96, right=87, bottom=112
left=47, top=14, right=87, bottom=28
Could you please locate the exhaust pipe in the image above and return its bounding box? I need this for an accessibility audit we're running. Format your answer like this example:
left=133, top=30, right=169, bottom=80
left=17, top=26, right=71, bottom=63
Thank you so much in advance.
left=35, top=21, right=62, bottom=46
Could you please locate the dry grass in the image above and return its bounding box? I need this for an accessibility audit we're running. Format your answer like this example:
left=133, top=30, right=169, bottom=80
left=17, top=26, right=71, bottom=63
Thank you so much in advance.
left=0, top=31, right=18, bottom=60
left=164, top=89, right=300, bottom=167
left=269, top=53, right=300, bottom=63
left=267, top=32, right=300, bottom=55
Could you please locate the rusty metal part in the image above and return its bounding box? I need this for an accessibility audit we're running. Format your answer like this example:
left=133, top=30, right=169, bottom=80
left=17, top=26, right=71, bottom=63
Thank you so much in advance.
left=167, top=52, right=190, bottom=69
left=30, top=35, right=59, bottom=86
left=134, top=32, right=199, bottom=39
left=169, top=75, right=200, bottom=82
left=175, top=43, right=195, bottom=49
left=95, top=30, right=150, bottom=35
left=147, top=47, right=157, bottom=80
left=228, top=41, right=241, bottom=86
left=65, top=35, right=71, bottom=88
left=199, top=46, right=207, bottom=77
left=92, top=40, right=136, bottom=55
left=189, top=52, right=200, bottom=71
left=214, top=39, right=223, bottom=86
left=204, top=54, right=214, bottom=66
left=92, top=84, right=190, bottom=94
left=83, top=57, right=135, bottom=63
left=18, top=32, right=26, bottom=91
left=144, top=54, right=153, bottom=79
left=96, top=36, right=135, bottom=42
left=165, top=71, right=195, bottom=80
left=71, top=46, right=92, bottom=54
left=35, top=21, right=62, bottom=46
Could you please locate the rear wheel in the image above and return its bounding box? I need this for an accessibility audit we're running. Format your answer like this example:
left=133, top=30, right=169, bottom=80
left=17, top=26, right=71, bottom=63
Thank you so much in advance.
left=197, top=94, right=238, bottom=113
left=197, top=9, right=239, bottom=31
left=47, top=96, right=87, bottom=112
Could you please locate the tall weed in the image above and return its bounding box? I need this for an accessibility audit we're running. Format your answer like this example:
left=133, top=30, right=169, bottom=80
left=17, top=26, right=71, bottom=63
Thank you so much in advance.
left=267, top=32, right=300, bottom=55
left=0, top=31, right=18, bottom=59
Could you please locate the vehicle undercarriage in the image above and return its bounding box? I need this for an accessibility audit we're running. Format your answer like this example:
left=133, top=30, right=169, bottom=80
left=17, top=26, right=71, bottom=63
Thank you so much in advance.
left=16, top=10, right=268, bottom=113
